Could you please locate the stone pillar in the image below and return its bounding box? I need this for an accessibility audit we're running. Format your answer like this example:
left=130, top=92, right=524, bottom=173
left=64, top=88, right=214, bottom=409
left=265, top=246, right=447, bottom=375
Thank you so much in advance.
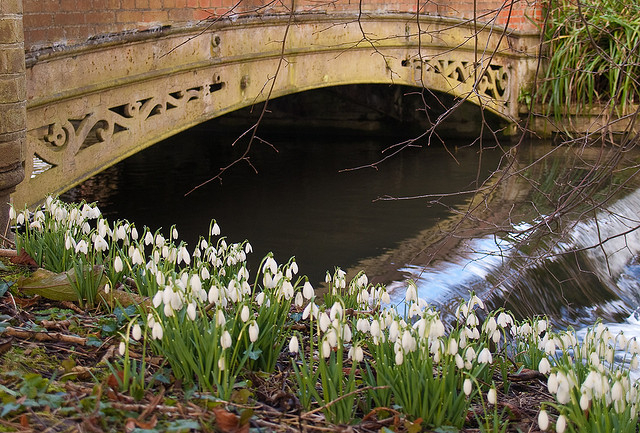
left=0, top=0, right=26, bottom=237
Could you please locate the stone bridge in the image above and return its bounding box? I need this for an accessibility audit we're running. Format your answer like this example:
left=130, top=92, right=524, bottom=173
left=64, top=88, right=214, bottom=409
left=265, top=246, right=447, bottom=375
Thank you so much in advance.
left=2, top=0, right=542, bottom=212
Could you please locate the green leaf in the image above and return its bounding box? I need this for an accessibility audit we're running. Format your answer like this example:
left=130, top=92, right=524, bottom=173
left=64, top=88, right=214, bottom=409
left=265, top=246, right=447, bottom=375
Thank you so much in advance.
left=165, top=419, right=200, bottom=432
left=243, top=348, right=262, bottom=361
left=86, top=336, right=103, bottom=347
left=0, top=280, right=12, bottom=297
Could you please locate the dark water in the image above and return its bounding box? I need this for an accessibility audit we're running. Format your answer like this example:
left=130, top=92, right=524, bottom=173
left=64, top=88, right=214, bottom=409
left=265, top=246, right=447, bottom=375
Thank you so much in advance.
left=63, top=98, right=640, bottom=331
left=63, top=120, right=505, bottom=286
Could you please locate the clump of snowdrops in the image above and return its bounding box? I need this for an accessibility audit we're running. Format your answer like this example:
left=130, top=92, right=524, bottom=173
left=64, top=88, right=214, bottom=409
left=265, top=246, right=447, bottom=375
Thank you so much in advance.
left=10, top=196, right=640, bottom=431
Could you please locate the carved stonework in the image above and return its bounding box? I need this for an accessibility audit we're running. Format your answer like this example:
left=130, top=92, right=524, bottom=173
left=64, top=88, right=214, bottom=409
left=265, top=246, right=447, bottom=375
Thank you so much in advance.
left=410, top=57, right=510, bottom=107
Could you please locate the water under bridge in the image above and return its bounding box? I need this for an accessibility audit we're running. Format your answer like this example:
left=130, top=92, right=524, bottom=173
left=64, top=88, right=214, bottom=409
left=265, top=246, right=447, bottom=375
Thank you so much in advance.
left=2, top=0, right=543, bottom=210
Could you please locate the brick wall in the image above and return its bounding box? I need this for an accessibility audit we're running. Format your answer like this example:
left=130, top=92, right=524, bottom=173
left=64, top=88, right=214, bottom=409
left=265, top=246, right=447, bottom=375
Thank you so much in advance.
left=23, top=0, right=542, bottom=52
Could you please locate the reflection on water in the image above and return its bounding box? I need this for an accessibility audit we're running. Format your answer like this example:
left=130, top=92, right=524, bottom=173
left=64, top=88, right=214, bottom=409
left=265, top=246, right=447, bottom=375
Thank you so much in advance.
left=63, top=117, right=640, bottom=333
left=63, top=121, right=505, bottom=286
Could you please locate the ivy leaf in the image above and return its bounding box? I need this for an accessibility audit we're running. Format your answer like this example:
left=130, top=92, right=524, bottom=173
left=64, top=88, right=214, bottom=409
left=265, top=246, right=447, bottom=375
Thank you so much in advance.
left=243, top=348, right=262, bottom=361
left=0, top=280, right=12, bottom=298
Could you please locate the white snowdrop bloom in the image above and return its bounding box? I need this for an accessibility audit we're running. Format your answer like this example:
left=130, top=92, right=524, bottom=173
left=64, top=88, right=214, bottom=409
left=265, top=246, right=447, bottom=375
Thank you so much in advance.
left=484, top=317, right=497, bottom=334
left=389, top=321, right=400, bottom=342
left=448, top=339, right=458, bottom=356
left=455, top=354, right=464, bottom=369
left=240, top=305, right=250, bottom=323
left=132, top=324, right=142, bottom=341
left=294, top=292, right=303, bottom=307
left=302, top=281, right=314, bottom=300
left=97, top=219, right=107, bottom=238
left=29, top=220, right=42, bottom=231
left=326, top=328, right=338, bottom=348
left=329, top=302, right=343, bottom=321
left=321, top=339, right=331, bottom=358
left=162, top=302, right=174, bottom=318
left=187, top=303, right=197, bottom=321
left=463, top=378, right=473, bottom=396
left=289, top=335, right=299, bottom=354
left=154, top=234, right=165, bottom=248
left=16, top=211, right=25, bottom=225
left=497, top=312, right=513, bottom=328
left=556, top=380, right=571, bottom=404
left=220, top=331, right=232, bottom=349
left=285, top=268, right=293, bottom=280
left=131, top=248, right=143, bottom=265
left=104, top=283, right=111, bottom=294
left=218, top=356, right=225, bottom=371
left=119, top=341, right=126, bottom=356
left=302, top=301, right=313, bottom=320
left=282, top=280, right=294, bottom=299
left=556, top=414, right=567, bottom=433
left=115, top=225, right=127, bottom=241
left=245, top=242, right=252, bottom=254
left=155, top=271, right=165, bottom=287
left=537, top=320, right=548, bottom=335
left=249, top=321, right=259, bottom=342
left=464, top=346, right=476, bottom=363
left=370, top=319, right=381, bottom=338
left=606, top=346, right=615, bottom=364
left=178, top=246, right=191, bottom=265
left=519, top=323, right=532, bottom=336
left=190, top=274, right=202, bottom=293
left=477, top=348, right=492, bottom=364
left=352, top=344, right=364, bottom=363
left=544, top=339, right=556, bottom=355
left=152, top=321, right=163, bottom=340
left=405, top=282, right=418, bottom=303
left=211, top=222, right=221, bottom=236
left=402, top=330, right=416, bottom=352
left=114, top=256, right=123, bottom=273
left=538, top=357, right=551, bottom=375
left=547, top=372, right=558, bottom=393
left=75, top=239, right=89, bottom=254
left=381, top=291, right=391, bottom=305
left=319, top=312, right=331, bottom=333
left=65, top=233, right=75, bottom=250
left=466, top=313, right=479, bottom=327
left=487, top=387, right=497, bottom=405
left=470, top=294, right=484, bottom=310
left=538, top=410, right=549, bottom=431
left=152, top=291, right=163, bottom=308
left=589, top=351, right=600, bottom=367
left=612, top=381, right=624, bottom=402
left=200, top=267, right=210, bottom=281
left=144, top=231, right=154, bottom=245
left=215, top=309, right=226, bottom=327
left=408, top=302, right=421, bottom=319
left=8, top=206, right=15, bottom=221
left=130, top=227, right=139, bottom=240
left=491, top=330, right=501, bottom=344
left=580, top=392, right=590, bottom=410
left=395, top=349, right=404, bottom=366
left=356, top=318, right=370, bottom=333
left=255, top=291, right=265, bottom=306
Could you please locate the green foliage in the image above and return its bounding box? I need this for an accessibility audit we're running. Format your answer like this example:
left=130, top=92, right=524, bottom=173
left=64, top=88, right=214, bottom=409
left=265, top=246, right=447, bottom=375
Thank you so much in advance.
left=540, top=0, right=640, bottom=118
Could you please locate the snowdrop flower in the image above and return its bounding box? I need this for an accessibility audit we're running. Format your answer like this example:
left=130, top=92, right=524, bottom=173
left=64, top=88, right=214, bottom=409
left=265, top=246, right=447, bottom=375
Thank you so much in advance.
left=319, top=312, right=331, bottom=333
left=132, top=324, right=142, bottom=341
left=119, top=341, right=126, bottom=356
left=255, top=291, right=265, bottom=306
left=487, top=387, right=497, bottom=405
left=497, top=311, right=513, bottom=328
left=303, top=281, right=314, bottom=300
left=218, top=356, right=225, bottom=371
left=538, top=357, right=551, bottom=375
left=249, top=321, right=259, bottom=342
left=211, top=222, right=221, bottom=236
left=220, top=331, right=232, bottom=349
left=289, top=335, right=299, bottom=354
left=94, top=234, right=108, bottom=252
left=104, top=283, right=111, bottom=294
left=245, top=242, right=252, bottom=254
left=350, top=344, right=364, bottom=363
left=463, top=378, right=472, bottom=396
left=152, top=322, right=163, bottom=340
left=478, top=348, right=493, bottom=364
left=131, top=248, right=143, bottom=265
left=130, top=227, right=139, bottom=240
left=240, top=305, right=250, bottom=323
left=406, top=282, right=418, bottom=303
left=538, top=409, right=549, bottom=431
left=75, top=240, right=88, bottom=254
left=395, top=349, right=404, bottom=366
left=187, top=303, right=197, bottom=321
left=144, top=231, right=154, bottom=245
left=114, top=256, right=123, bottom=273
left=556, top=414, right=566, bottom=433
left=294, top=292, right=303, bottom=307
left=321, top=339, right=331, bottom=358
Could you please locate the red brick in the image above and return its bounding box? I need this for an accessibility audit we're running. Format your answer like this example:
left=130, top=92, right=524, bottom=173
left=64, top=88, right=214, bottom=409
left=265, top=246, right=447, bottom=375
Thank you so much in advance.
left=135, top=0, right=149, bottom=8
left=142, top=10, right=168, bottom=21
left=163, top=0, right=176, bottom=7
left=149, top=0, right=163, bottom=8
left=116, top=10, right=143, bottom=23
left=55, top=12, right=86, bottom=26
left=121, top=0, right=135, bottom=8
left=23, top=13, right=53, bottom=29
left=84, top=11, right=116, bottom=24
left=168, top=8, right=193, bottom=21
left=24, top=0, right=60, bottom=13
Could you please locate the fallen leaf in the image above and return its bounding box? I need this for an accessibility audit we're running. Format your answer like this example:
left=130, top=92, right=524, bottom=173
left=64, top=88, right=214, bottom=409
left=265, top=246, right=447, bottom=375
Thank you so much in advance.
left=213, top=407, right=249, bottom=433
left=0, top=337, right=12, bottom=356
left=508, top=368, right=546, bottom=382
left=11, top=250, right=38, bottom=268
left=125, top=415, right=158, bottom=432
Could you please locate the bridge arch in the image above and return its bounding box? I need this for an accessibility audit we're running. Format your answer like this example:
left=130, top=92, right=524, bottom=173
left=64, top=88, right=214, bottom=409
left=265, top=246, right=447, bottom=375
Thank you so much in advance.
left=16, top=13, right=538, bottom=208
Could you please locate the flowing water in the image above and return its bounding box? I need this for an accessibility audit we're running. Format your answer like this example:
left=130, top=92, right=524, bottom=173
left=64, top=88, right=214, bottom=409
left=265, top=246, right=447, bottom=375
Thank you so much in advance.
left=62, top=108, right=640, bottom=336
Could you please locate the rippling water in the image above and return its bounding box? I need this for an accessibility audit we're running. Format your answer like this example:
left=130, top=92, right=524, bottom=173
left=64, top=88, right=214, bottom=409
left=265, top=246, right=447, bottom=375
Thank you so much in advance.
left=63, top=114, right=640, bottom=333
